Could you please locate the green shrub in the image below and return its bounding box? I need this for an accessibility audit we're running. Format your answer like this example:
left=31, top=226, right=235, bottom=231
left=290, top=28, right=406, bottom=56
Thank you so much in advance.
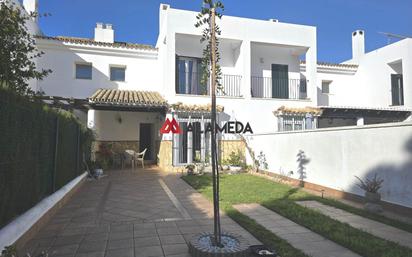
left=0, top=88, right=94, bottom=228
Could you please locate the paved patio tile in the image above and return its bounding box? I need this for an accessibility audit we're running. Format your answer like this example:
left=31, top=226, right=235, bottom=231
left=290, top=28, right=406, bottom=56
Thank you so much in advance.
left=75, top=252, right=104, bottom=257
left=234, top=203, right=361, bottom=257
left=105, top=247, right=134, bottom=257
left=109, top=230, right=134, bottom=240
left=54, top=235, right=83, bottom=246
left=107, top=238, right=134, bottom=250
left=134, top=245, right=164, bottom=257
left=22, top=168, right=259, bottom=257
left=162, top=244, right=188, bottom=256
left=156, top=227, right=181, bottom=236
left=159, top=235, right=186, bottom=245
left=111, top=223, right=134, bottom=232
left=134, top=236, right=161, bottom=247
left=48, top=244, right=78, bottom=256
left=134, top=228, right=158, bottom=238
left=297, top=200, right=412, bottom=248
left=77, top=241, right=106, bottom=253
left=83, top=232, right=109, bottom=242
left=165, top=254, right=190, bottom=257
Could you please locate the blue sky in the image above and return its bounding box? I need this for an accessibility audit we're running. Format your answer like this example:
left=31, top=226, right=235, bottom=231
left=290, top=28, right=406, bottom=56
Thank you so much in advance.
left=38, top=0, right=412, bottom=63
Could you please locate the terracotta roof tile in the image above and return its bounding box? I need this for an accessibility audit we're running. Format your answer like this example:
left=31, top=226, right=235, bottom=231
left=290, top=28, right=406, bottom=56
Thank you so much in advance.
left=171, top=102, right=224, bottom=113
left=90, top=89, right=167, bottom=107
left=300, top=60, right=358, bottom=69
left=36, top=35, right=156, bottom=51
left=274, top=106, right=323, bottom=116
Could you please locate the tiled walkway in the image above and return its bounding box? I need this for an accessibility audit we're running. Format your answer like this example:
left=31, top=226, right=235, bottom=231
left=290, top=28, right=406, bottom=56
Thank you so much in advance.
left=21, top=168, right=259, bottom=257
left=297, top=200, right=412, bottom=248
left=234, top=203, right=361, bottom=257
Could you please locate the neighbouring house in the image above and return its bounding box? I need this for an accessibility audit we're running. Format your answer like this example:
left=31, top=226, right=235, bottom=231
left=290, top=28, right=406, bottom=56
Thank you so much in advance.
left=19, top=0, right=411, bottom=170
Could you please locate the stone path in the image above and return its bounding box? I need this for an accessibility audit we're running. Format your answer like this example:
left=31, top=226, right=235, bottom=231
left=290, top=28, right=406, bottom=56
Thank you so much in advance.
left=234, top=203, right=361, bottom=257
left=21, top=168, right=259, bottom=257
left=297, top=200, right=412, bottom=248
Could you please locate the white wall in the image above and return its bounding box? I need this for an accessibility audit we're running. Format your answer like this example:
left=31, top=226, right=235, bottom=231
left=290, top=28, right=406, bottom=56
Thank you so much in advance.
left=317, top=38, right=412, bottom=109
left=316, top=71, right=358, bottom=106
left=251, top=43, right=302, bottom=79
left=159, top=6, right=317, bottom=102
left=244, top=122, right=412, bottom=208
left=91, top=110, right=162, bottom=141
left=36, top=40, right=160, bottom=98
left=352, top=39, right=412, bottom=108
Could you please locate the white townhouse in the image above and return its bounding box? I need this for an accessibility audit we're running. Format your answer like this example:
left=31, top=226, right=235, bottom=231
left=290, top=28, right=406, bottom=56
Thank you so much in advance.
left=19, top=0, right=412, bottom=169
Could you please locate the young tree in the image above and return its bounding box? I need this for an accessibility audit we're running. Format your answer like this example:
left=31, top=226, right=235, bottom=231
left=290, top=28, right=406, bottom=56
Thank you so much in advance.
left=0, top=0, right=51, bottom=96
left=195, top=0, right=224, bottom=246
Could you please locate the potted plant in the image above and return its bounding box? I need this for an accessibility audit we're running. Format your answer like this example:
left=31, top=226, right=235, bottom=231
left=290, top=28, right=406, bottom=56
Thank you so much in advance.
left=355, top=174, right=384, bottom=212
left=185, top=164, right=196, bottom=175
left=224, top=150, right=245, bottom=173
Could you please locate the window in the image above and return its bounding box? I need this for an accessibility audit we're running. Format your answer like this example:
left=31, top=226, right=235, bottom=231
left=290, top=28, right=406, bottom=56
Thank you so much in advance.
left=110, top=66, right=126, bottom=82
left=322, top=81, right=331, bottom=94
left=75, top=63, right=92, bottom=79
left=279, top=115, right=316, bottom=131
left=391, top=74, right=404, bottom=106
left=175, top=56, right=205, bottom=95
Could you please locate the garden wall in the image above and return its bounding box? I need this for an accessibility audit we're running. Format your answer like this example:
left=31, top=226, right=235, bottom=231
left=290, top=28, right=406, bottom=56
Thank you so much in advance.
left=243, top=122, right=412, bottom=208
left=0, top=89, right=93, bottom=229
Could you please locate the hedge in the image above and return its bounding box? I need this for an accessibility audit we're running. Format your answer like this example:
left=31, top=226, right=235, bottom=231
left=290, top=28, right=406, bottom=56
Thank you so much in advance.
left=0, top=88, right=93, bottom=228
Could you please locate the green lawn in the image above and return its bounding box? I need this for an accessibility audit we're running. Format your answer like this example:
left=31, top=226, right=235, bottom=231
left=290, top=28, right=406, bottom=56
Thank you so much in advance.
left=182, top=173, right=412, bottom=257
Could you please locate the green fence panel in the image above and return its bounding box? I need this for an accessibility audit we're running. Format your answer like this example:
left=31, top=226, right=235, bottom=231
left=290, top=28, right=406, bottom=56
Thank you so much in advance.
left=0, top=88, right=93, bottom=228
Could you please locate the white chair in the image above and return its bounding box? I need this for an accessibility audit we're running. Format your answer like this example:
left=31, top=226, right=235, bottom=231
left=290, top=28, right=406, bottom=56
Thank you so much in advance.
left=136, top=148, right=147, bottom=168
left=125, top=149, right=147, bottom=169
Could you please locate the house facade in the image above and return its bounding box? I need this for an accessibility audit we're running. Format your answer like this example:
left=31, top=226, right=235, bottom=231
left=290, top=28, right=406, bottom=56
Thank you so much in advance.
left=20, top=1, right=412, bottom=169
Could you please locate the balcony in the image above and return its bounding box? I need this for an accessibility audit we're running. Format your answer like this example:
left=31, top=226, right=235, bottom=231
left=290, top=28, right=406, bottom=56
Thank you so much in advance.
left=176, top=71, right=242, bottom=97
left=251, top=77, right=308, bottom=100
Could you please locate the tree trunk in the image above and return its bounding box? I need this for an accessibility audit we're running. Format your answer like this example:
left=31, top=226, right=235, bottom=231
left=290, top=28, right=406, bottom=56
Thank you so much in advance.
left=210, top=7, right=222, bottom=247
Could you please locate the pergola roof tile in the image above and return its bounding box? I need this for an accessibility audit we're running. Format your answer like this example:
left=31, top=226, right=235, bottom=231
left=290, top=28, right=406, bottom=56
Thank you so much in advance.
left=90, top=89, right=167, bottom=108
left=274, top=106, right=323, bottom=116
left=171, top=102, right=224, bottom=113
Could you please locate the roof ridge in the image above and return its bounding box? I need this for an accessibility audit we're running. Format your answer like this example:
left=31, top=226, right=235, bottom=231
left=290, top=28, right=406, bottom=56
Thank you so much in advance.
left=35, top=35, right=157, bottom=51
left=300, top=60, right=358, bottom=68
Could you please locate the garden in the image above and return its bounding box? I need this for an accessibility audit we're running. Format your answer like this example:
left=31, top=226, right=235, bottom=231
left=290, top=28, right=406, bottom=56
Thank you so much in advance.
left=182, top=173, right=412, bottom=257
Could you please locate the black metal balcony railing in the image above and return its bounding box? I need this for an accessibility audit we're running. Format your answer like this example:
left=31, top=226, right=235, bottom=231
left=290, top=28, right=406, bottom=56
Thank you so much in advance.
left=176, top=72, right=242, bottom=97
left=251, top=77, right=308, bottom=100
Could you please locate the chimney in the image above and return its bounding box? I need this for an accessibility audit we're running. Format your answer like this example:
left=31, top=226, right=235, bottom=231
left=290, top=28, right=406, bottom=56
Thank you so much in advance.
left=94, top=23, right=114, bottom=43
left=23, top=0, right=39, bottom=22
left=352, top=30, right=365, bottom=63
left=159, top=4, right=170, bottom=33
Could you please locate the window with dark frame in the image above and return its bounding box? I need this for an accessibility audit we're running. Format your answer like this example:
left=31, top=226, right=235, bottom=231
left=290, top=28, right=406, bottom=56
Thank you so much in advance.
left=322, top=81, right=331, bottom=94
left=110, top=66, right=126, bottom=82
left=75, top=63, right=92, bottom=80
left=391, top=74, right=404, bottom=106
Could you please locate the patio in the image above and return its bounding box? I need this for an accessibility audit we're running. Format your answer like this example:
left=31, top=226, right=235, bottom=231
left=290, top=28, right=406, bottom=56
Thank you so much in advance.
left=21, top=168, right=259, bottom=257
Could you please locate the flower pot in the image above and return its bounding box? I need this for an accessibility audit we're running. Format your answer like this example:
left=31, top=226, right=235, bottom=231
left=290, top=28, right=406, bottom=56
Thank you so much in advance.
left=94, top=169, right=103, bottom=177
left=229, top=166, right=242, bottom=172
left=365, top=192, right=381, bottom=203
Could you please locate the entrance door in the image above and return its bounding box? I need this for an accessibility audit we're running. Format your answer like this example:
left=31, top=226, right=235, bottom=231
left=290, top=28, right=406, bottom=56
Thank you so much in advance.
left=139, top=123, right=152, bottom=160
left=272, top=64, right=289, bottom=99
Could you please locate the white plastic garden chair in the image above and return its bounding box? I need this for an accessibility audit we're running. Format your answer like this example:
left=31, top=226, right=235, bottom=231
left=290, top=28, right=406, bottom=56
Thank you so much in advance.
left=125, top=148, right=147, bottom=169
